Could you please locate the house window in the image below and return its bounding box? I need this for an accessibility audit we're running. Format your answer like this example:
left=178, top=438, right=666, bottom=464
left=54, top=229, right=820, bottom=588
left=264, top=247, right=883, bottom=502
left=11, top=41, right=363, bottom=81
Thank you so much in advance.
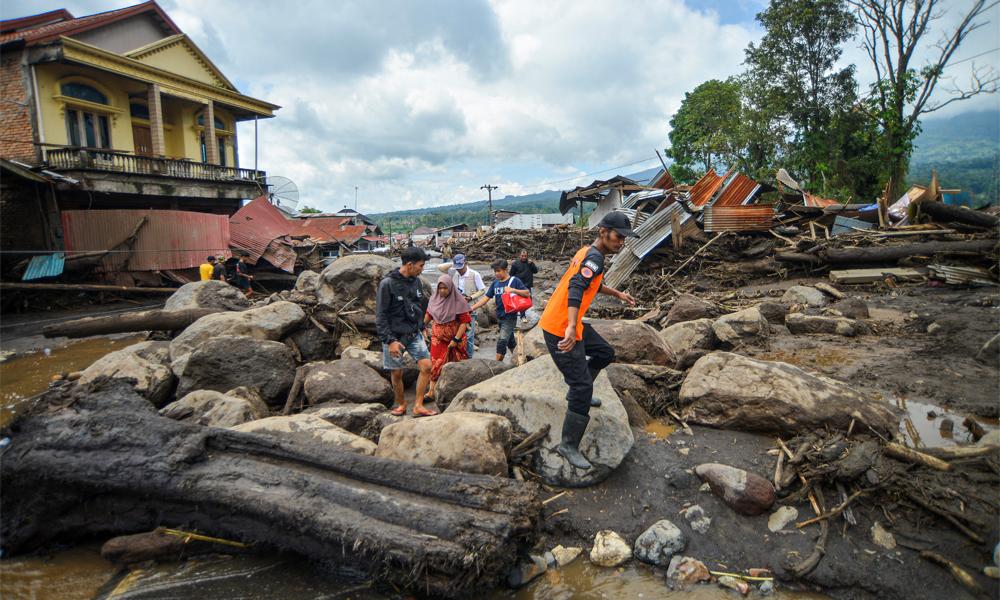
left=200, top=134, right=228, bottom=166
left=65, top=108, right=111, bottom=149
left=130, top=103, right=150, bottom=120
left=61, top=83, right=108, bottom=105
left=196, top=114, right=226, bottom=130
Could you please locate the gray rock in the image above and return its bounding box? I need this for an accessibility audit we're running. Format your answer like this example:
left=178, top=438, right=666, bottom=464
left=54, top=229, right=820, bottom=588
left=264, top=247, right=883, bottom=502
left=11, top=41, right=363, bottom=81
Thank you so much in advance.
left=665, top=294, right=714, bottom=325
left=286, top=326, right=337, bottom=362
left=781, top=285, right=828, bottom=307
left=590, top=530, right=631, bottom=567
left=224, top=386, right=271, bottom=417
left=695, top=463, right=775, bottom=515
left=435, top=359, right=511, bottom=407
left=634, top=520, right=686, bottom=567
left=160, top=390, right=266, bottom=427
left=757, top=302, right=790, bottom=324
left=680, top=504, right=711, bottom=534
left=447, top=355, right=633, bottom=487
left=831, top=297, right=869, bottom=319
left=376, top=412, right=512, bottom=476
left=605, top=363, right=682, bottom=426
left=232, top=414, right=377, bottom=455
left=659, top=318, right=717, bottom=358
left=712, top=307, right=769, bottom=344
left=679, top=352, right=899, bottom=435
left=294, top=270, right=321, bottom=293
left=78, top=341, right=174, bottom=407
left=164, top=280, right=250, bottom=312
left=175, top=335, right=296, bottom=404
left=340, top=346, right=419, bottom=386
left=169, top=301, right=305, bottom=375
left=522, top=320, right=674, bottom=366
left=319, top=254, right=413, bottom=310
left=304, top=402, right=387, bottom=436
left=303, top=359, right=393, bottom=406
left=786, top=313, right=869, bottom=337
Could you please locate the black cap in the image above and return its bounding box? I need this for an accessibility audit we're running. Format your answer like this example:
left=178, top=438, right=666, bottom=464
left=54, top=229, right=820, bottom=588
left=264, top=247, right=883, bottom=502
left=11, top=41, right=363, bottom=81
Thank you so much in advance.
left=596, top=211, right=639, bottom=238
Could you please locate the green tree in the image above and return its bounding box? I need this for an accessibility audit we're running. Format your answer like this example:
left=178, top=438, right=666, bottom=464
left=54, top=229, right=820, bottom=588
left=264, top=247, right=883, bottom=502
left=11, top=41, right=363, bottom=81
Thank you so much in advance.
left=850, top=0, right=998, bottom=198
left=299, top=206, right=322, bottom=214
left=666, top=78, right=746, bottom=180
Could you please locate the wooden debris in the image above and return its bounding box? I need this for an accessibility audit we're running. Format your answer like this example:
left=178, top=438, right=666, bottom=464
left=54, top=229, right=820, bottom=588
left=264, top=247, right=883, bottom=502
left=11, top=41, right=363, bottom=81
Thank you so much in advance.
left=829, top=268, right=926, bottom=284
left=883, top=442, right=952, bottom=472
left=813, top=282, right=844, bottom=299
left=43, top=308, right=223, bottom=339
left=920, top=551, right=987, bottom=597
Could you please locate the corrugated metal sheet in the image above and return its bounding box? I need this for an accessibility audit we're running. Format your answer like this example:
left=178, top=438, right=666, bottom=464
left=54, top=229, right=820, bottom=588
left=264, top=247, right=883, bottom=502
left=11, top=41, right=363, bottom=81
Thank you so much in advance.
left=713, top=173, right=761, bottom=207
left=230, top=196, right=294, bottom=262
left=23, top=252, right=65, bottom=280
left=495, top=213, right=574, bottom=230
left=688, top=169, right=729, bottom=207
left=803, top=192, right=840, bottom=208
left=61, top=210, right=230, bottom=274
left=704, top=206, right=774, bottom=232
left=623, top=189, right=665, bottom=209
left=602, top=201, right=699, bottom=289
left=261, top=239, right=297, bottom=272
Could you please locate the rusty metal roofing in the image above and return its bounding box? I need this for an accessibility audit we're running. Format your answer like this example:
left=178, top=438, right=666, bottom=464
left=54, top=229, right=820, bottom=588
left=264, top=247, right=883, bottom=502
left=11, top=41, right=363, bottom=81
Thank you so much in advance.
left=61, top=209, right=230, bottom=273
left=713, top=173, right=761, bottom=207
left=687, top=169, right=729, bottom=207
left=229, top=196, right=295, bottom=263
left=803, top=192, right=840, bottom=208
left=650, top=168, right=676, bottom=189
left=703, top=206, right=775, bottom=232
left=261, top=239, right=297, bottom=272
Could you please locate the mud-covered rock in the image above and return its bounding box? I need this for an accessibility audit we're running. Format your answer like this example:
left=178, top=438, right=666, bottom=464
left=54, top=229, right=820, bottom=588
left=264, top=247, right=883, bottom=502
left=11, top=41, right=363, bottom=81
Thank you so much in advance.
left=448, top=355, right=633, bottom=487
left=604, top=363, right=681, bottom=426
left=78, top=341, right=174, bottom=407
left=318, top=254, right=397, bottom=310
left=175, top=335, right=296, bottom=404
left=305, top=402, right=387, bottom=437
left=695, top=463, right=775, bottom=516
left=231, top=414, right=376, bottom=455
left=712, top=307, right=769, bottom=344
left=340, top=346, right=419, bottom=386
left=286, top=326, right=337, bottom=362
left=634, top=519, right=686, bottom=567
left=782, top=285, right=828, bottom=307
left=831, top=297, right=869, bottom=319
left=664, top=294, right=715, bottom=325
left=169, top=301, right=305, bottom=374
left=659, top=318, right=717, bottom=358
left=435, top=359, right=511, bottom=407
left=164, top=280, right=250, bottom=312
left=303, top=359, right=393, bottom=406
left=294, top=270, right=321, bottom=293
left=376, top=412, right=512, bottom=476
left=679, top=351, right=898, bottom=434
left=786, top=313, right=868, bottom=337
left=587, top=319, right=675, bottom=366
left=224, top=386, right=271, bottom=416
left=757, top=302, right=790, bottom=324
left=160, top=390, right=266, bottom=427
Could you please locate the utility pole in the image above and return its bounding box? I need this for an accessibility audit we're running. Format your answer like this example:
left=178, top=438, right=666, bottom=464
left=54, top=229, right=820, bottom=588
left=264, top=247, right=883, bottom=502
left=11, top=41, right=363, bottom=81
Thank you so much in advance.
left=354, top=186, right=358, bottom=211
left=481, top=184, right=498, bottom=227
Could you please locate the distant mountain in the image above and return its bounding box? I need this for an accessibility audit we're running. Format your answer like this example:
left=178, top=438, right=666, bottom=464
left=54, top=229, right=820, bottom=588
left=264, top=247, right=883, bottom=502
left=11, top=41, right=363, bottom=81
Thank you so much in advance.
left=372, top=166, right=661, bottom=232
left=908, top=110, right=998, bottom=198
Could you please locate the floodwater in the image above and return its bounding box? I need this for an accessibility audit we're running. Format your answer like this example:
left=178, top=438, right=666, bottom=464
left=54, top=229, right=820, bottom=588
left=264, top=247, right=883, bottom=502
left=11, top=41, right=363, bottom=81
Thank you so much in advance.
left=894, top=395, right=998, bottom=448
left=0, top=545, right=826, bottom=600
left=0, top=336, right=145, bottom=427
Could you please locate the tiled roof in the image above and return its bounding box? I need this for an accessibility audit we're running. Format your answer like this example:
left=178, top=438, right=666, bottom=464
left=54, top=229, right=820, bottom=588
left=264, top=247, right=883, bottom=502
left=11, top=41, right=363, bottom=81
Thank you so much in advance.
left=0, top=1, right=180, bottom=45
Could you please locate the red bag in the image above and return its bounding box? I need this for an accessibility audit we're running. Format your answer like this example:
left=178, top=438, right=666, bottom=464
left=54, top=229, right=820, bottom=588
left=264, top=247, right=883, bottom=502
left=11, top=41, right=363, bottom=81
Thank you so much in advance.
left=501, top=287, right=533, bottom=314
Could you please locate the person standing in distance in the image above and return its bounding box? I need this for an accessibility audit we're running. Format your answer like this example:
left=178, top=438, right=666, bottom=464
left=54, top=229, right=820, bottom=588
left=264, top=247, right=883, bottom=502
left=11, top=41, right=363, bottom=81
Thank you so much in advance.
left=538, top=211, right=638, bottom=470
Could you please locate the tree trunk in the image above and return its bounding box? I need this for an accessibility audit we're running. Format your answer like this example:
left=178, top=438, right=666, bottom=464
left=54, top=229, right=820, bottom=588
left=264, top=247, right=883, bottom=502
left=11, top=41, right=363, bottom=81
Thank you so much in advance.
left=916, top=200, right=999, bottom=228
left=822, top=239, right=996, bottom=264
left=42, top=308, right=223, bottom=339
left=1, top=380, right=540, bottom=598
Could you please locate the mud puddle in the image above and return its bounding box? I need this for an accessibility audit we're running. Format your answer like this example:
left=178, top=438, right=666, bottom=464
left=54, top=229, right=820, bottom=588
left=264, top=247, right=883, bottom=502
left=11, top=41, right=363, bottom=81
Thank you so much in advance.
left=0, top=336, right=144, bottom=427
left=893, top=396, right=997, bottom=448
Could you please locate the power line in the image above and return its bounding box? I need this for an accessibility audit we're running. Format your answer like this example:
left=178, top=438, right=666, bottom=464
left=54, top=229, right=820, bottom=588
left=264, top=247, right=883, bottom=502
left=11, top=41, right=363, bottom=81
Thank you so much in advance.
left=946, top=47, right=1000, bottom=68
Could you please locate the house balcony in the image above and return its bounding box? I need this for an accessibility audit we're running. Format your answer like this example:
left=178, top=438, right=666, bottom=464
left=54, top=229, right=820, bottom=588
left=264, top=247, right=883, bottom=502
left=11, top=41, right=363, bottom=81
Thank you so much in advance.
left=45, top=147, right=266, bottom=204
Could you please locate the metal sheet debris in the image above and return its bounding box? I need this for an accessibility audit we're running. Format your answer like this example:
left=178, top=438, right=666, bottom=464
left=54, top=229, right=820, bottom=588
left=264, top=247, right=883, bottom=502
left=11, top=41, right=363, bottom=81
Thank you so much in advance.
left=704, top=206, right=774, bottom=232
left=23, top=252, right=65, bottom=280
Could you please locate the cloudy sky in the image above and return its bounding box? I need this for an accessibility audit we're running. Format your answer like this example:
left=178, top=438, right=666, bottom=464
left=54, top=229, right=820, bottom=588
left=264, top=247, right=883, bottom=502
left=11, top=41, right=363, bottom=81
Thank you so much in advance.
left=4, top=0, right=998, bottom=213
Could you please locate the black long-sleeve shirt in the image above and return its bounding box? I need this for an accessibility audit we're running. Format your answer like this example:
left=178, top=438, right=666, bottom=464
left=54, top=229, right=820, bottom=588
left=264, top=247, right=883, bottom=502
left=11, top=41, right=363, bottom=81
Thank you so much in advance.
left=509, top=259, right=539, bottom=289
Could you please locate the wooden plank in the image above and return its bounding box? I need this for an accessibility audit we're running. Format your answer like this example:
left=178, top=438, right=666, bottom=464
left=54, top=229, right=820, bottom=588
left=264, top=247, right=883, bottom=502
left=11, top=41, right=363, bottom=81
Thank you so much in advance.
left=1, top=282, right=177, bottom=294
left=829, top=268, right=926, bottom=285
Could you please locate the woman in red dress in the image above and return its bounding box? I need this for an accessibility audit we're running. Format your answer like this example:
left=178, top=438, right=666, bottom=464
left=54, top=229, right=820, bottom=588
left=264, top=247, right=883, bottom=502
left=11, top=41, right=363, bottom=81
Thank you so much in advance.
left=423, top=274, right=472, bottom=407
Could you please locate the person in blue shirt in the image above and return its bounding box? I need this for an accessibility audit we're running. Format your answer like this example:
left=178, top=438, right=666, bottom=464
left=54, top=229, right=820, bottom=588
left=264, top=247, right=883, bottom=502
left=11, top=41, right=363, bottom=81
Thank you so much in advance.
left=470, top=259, right=530, bottom=362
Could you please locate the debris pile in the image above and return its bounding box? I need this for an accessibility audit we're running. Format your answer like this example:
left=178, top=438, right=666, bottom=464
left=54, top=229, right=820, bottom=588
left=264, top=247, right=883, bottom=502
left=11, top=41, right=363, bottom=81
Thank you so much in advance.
left=451, top=226, right=585, bottom=262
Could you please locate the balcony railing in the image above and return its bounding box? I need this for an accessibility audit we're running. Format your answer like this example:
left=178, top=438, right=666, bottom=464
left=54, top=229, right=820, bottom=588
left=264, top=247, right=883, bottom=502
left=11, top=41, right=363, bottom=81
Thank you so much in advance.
left=46, top=148, right=265, bottom=183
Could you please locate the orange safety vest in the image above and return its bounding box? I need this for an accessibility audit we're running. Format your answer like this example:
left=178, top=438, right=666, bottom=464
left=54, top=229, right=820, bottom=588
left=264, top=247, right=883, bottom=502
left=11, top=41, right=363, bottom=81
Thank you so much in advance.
left=540, top=245, right=603, bottom=340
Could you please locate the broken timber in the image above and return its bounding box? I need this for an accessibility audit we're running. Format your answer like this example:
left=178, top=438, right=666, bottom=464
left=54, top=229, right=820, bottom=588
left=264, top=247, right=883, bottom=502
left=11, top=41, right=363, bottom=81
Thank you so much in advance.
left=42, top=308, right=224, bottom=339
left=1, top=381, right=541, bottom=597
left=829, top=268, right=926, bottom=285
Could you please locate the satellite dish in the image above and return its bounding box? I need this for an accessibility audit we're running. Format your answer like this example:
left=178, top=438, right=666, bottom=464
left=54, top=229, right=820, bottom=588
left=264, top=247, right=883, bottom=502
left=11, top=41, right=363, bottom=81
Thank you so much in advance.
left=266, top=175, right=300, bottom=214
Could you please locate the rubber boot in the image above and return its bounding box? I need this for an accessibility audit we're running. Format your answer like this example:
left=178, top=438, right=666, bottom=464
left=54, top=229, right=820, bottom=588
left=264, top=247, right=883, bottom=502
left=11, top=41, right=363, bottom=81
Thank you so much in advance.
left=557, top=411, right=592, bottom=470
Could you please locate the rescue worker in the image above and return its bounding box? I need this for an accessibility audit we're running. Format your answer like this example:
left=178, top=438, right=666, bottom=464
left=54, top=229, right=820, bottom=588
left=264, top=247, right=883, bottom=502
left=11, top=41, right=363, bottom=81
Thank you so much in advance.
left=538, top=211, right=638, bottom=470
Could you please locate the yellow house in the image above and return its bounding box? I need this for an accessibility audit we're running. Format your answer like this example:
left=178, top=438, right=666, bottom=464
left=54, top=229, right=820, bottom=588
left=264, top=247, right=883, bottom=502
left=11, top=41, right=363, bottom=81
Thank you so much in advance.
left=0, top=1, right=280, bottom=213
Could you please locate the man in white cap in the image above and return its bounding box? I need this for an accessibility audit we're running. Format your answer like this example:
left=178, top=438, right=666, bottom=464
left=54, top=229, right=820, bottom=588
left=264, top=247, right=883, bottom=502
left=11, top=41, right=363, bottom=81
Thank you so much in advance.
left=438, top=253, right=486, bottom=357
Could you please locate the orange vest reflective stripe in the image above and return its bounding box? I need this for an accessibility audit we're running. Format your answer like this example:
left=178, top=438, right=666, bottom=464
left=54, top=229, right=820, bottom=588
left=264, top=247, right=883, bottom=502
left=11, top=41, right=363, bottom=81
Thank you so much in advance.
left=540, top=245, right=603, bottom=340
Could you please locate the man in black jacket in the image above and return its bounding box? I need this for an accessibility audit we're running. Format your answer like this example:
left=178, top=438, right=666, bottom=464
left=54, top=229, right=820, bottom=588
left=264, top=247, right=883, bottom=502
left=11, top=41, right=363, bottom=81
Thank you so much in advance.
left=376, top=246, right=435, bottom=416
left=509, top=250, right=538, bottom=293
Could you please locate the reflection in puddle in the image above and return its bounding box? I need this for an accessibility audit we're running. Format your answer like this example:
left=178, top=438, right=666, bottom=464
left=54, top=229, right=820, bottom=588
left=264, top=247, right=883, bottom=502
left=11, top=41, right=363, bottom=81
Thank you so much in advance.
left=895, top=396, right=996, bottom=448
left=0, top=544, right=116, bottom=600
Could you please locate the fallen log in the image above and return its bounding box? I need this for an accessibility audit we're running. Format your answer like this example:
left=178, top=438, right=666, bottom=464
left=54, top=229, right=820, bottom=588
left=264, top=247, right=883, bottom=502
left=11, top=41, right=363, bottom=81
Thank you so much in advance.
left=0, top=282, right=178, bottom=294
left=822, top=239, right=997, bottom=264
left=1, top=380, right=541, bottom=597
left=884, top=442, right=952, bottom=472
left=916, top=201, right=1000, bottom=229
left=42, top=307, right=222, bottom=339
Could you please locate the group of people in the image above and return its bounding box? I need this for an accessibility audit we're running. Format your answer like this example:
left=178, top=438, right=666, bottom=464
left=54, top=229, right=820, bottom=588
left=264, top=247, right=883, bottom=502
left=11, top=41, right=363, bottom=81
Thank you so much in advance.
left=198, top=254, right=255, bottom=297
left=374, top=211, right=639, bottom=471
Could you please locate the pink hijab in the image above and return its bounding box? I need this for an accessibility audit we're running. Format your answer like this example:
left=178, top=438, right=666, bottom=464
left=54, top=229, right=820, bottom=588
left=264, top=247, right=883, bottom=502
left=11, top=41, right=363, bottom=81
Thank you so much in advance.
left=427, top=274, right=472, bottom=323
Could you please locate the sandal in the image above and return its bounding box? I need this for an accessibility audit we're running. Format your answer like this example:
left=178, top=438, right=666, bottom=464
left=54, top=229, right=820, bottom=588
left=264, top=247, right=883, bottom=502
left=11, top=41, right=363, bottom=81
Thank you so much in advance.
left=413, top=407, right=438, bottom=417
left=390, top=405, right=406, bottom=416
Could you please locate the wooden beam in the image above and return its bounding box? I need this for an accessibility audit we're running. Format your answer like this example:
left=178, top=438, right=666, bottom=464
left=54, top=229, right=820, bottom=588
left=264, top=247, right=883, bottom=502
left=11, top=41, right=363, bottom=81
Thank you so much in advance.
left=1, top=282, right=177, bottom=294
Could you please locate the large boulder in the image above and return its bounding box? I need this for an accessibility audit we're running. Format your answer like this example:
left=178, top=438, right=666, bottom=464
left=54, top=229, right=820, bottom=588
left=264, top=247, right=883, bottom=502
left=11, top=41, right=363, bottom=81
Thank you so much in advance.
left=78, top=341, right=174, bottom=407
left=679, top=352, right=899, bottom=434
left=159, top=390, right=266, bottom=428
left=231, top=414, right=377, bottom=455
left=286, top=326, right=337, bottom=362
left=376, top=412, right=512, bottom=476
left=756, top=302, right=790, bottom=325
left=781, top=285, right=828, bottom=308
left=318, top=254, right=396, bottom=309
left=521, top=320, right=674, bottom=366
left=711, top=307, right=769, bottom=345
left=447, top=355, right=634, bottom=487
left=303, top=359, right=394, bottom=406
left=634, top=520, right=686, bottom=567
left=435, top=359, right=512, bottom=407
left=225, top=386, right=271, bottom=416
left=785, top=313, right=868, bottom=337
left=664, top=294, right=714, bottom=326
left=340, top=346, right=419, bottom=386
left=831, top=297, right=869, bottom=319
left=169, top=301, right=305, bottom=374
left=659, top=319, right=717, bottom=357
left=175, top=335, right=296, bottom=404
left=694, top=463, right=775, bottom=516
left=304, top=402, right=387, bottom=437
left=294, top=270, right=321, bottom=293
left=164, top=280, right=250, bottom=312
